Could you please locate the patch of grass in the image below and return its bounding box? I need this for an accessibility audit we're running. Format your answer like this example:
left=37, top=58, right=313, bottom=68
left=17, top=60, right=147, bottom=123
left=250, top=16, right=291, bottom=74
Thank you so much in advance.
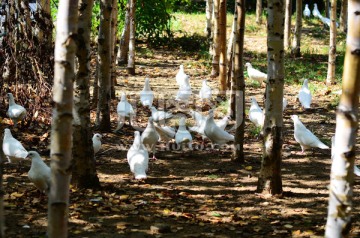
left=216, top=100, right=229, bottom=115
left=249, top=124, right=262, bottom=137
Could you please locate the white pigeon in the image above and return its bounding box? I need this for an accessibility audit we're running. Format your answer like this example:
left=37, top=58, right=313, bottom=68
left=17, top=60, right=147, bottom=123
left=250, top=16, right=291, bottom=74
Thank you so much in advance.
left=245, top=62, right=267, bottom=86
left=331, top=136, right=360, bottom=177
left=190, top=110, right=206, bottom=127
left=303, top=4, right=311, bottom=18
left=6, top=93, right=27, bottom=127
left=283, top=97, right=288, bottom=111
left=216, top=115, right=230, bottom=130
left=199, top=79, right=212, bottom=102
left=149, top=106, right=173, bottom=122
left=175, top=117, right=193, bottom=150
left=204, top=110, right=234, bottom=145
left=92, top=133, right=102, bottom=154
left=127, top=131, right=149, bottom=180
left=312, top=3, right=321, bottom=18
left=249, top=97, right=265, bottom=128
left=140, top=78, right=154, bottom=107
left=291, top=115, right=329, bottom=153
left=176, top=64, right=188, bottom=86
left=27, top=151, right=51, bottom=193
left=319, top=15, right=339, bottom=28
left=175, top=75, right=192, bottom=104
left=154, top=123, right=176, bottom=143
left=115, top=92, right=135, bottom=131
left=2, top=128, right=28, bottom=163
left=141, top=117, right=159, bottom=160
left=354, top=165, right=360, bottom=177
left=298, top=79, right=312, bottom=109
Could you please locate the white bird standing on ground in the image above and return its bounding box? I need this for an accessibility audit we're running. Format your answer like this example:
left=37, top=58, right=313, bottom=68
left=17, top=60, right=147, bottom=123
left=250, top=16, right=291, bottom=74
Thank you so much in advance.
left=2, top=128, right=28, bottom=163
left=149, top=106, right=173, bottom=123
left=175, top=117, right=193, bottom=151
left=176, top=64, right=188, bottom=86
left=245, top=62, right=267, bottom=86
left=140, top=78, right=154, bottom=107
left=27, top=151, right=51, bottom=193
left=303, top=4, right=311, bottom=17
left=175, top=75, right=192, bottom=104
left=298, top=79, right=312, bottom=109
left=199, top=79, right=212, bottom=102
left=92, top=133, right=102, bottom=154
left=204, top=110, right=234, bottom=146
left=312, top=3, right=321, bottom=18
left=154, top=123, right=176, bottom=143
left=190, top=110, right=206, bottom=127
left=115, top=92, right=135, bottom=132
left=283, top=97, right=288, bottom=111
left=7, top=93, right=27, bottom=127
left=216, top=115, right=230, bottom=130
left=249, top=97, right=264, bottom=128
left=127, top=131, right=149, bottom=180
left=319, top=15, right=339, bottom=28
left=291, top=115, right=329, bottom=153
left=141, top=117, right=159, bottom=160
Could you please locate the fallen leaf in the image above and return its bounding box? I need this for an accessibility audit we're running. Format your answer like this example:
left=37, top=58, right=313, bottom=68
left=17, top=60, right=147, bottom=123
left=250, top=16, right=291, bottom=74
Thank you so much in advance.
left=245, top=166, right=252, bottom=171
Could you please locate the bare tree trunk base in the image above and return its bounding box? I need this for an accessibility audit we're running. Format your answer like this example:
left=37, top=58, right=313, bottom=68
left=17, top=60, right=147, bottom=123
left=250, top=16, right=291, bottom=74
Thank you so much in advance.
left=127, top=67, right=135, bottom=75
left=71, top=174, right=101, bottom=189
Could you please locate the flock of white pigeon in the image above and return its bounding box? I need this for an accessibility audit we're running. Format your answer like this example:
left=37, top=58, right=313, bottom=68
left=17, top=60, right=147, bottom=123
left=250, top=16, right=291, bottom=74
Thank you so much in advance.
left=303, top=3, right=339, bottom=28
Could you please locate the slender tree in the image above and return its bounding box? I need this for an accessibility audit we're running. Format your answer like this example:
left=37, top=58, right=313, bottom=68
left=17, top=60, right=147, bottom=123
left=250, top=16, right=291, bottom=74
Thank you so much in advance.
left=257, top=0, right=285, bottom=195
left=284, top=0, right=292, bottom=50
left=325, top=0, right=330, bottom=18
left=97, top=0, right=112, bottom=131
left=291, top=0, right=302, bottom=56
left=48, top=0, right=78, bottom=236
left=117, top=0, right=130, bottom=65
left=73, top=0, right=100, bottom=189
left=127, top=0, right=136, bottom=75
left=230, top=0, right=245, bottom=162
left=205, top=0, right=213, bottom=38
left=325, top=2, right=360, bottom=236
left=226, top=19, right=235, bottom=87
left=218, top=0, right=227, bottom=93
left=326, top=0, right=337, bottom=85
left=211, top=0, right=220, bottom=77
left=339, top=0, right=347, bottom=33
left=256, top=0, right=262, bottom=24
left=110, top=0, right=118, bottom=98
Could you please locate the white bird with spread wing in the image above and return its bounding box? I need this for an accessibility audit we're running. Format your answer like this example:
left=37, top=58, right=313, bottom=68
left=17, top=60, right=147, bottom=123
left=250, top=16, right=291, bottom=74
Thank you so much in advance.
left=149, top=106, right=173, bottom=123
left=2, top=128, right=28, bottom=163
left=7, top=93, right=27, bottom=127
left=175, top=117, right=193, bottom=150
left=154, top=123, right=176, bottom=143
left=141, top=117, right=159, bottom=160
left=92, top=133, right=102, bottom=154
left=127, top=131, right=149, bottom=180
left=115, top=92, right=135, bottom=132
left=298, top=79, right=312, bottom=109
left=249, top=97, right=264, bottom=128
left=291, top=115, right=329, bottom=153
left=140, top=78, right=154, bottom=107
left=27, top=151, right=51, bottom=193
left=204, top=110, right=234, bottom=146
left=245, top=62, right=267, bottom=86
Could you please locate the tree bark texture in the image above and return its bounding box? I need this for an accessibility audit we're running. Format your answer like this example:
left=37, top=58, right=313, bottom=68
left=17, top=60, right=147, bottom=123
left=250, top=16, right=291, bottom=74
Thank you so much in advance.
left=211, top=0, right=220, bottom=77
left=256, top=0, right=262, bottom=24
left=291, top=0, right=302, bottom=57
left=226, top=18, right=235, bottom=89
left=326, top=0, right=337, bottom=86
left=325, top=0, right=330, bottom=18
left=325, top=1, right=360, bottom=236
left=257, top=0, right=285, bottom=196
left=218, top=0, right=227, bottom=92
left=284, top=0, right=292, bottom=50
left=340, top=0, right=348, bottom=33
left=127, top=0, right=136, bottom=75
left=110, top=0, right=118, bottom=99
left=205, top=0, right=213, bottom=38
left=48, top=0, right=78, bottom=236
left=117, top=0, right=130, bottom=65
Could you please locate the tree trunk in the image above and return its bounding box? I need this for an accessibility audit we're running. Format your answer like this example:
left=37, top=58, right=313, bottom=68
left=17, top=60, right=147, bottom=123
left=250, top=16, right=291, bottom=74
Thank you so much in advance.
left=36, top=0, right=52, bottom=42
left=218, top=0, right=227, bottom=93
left=230, top=0, right=245, bottom=163
left=256, top=0, right=262, bottom=24
left=226, top=18, right=235, bottom=89
left=205, top=0, right=213, bottom=38
left=211, top=0, right=220, bottom=77
left=97, top=0, right=112, bottom=131
left=257, top=0, right=285, bottom=196
left=73, top=0, right=100, bottom=189
left=48, top=0, right=78, bottom=236
left=117, top=0, right=130, bottom=65
left=339, top=0, right=347, bottom=33
left=110, top=0, right=118, bottom=98
left=284, top=0, right=292, bottom=50
left=127, top=0, right=136, bottom=75
left=325, top=2, right=360, bottom=236
left=291, top=0, right=301, bottom=57
left=326, top=0, right=337, bottom=86
left=325, top=0, right=330, bottom=18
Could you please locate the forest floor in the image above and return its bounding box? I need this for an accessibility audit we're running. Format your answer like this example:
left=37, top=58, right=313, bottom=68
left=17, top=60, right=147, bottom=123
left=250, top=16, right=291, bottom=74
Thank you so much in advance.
left=2, top=13, right=360, bottom=238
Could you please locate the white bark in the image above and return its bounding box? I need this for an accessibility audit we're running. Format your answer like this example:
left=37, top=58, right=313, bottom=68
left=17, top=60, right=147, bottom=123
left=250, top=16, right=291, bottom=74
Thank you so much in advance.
left=291, top=0, right=301, bottom=56
left=284, top=0, right=292, bottom=50
left=205, top=0, right=213, bottom=37
left=326, top=0, right=337, bottom=85
left=127, top=0, right=136, bottom=75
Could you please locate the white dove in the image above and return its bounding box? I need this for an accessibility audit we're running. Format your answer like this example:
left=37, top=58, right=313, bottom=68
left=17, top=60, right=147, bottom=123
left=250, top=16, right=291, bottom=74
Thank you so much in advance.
left=312, top=3, right=321, bottom=18
left=199, top=79, right=212, bottom=102
left=319, top=15, right=339, bottom=28
left=176, top=64, right=188, bottom=86
left=92, top=133, right=102, bottom=154
left=6, top=93, right=27, bottom=127
left=175, top=117, right=193, bottom=150
left=115, top=92, right=135, bottom=132
left=190, top=110, right=206, bottom=127
left=154, top=123, right=175, bottom=143
left=298, top=79, right=312, bottom=109
left=141, top=117, right=159, bottom=160
left=27, top=151, right=51, bottom=193
left=149, top=106, right=173, bottom=122
left=245, top=62, right=267, bottom=86
left=127, top=131, right=149, bottom=180
left=249, top=97, right=264, bottom=128
left=216, top=115, right=230, bottom=130
left=303, top=4, right=311, bottom=17
left=2, top=128, right=28, bottom=163
left=291, top=115, right=329, bottom=153
left=204, top=110, right=234, bottom=146
left=283, top=97, right=288, bottom=112
left=331, top=136, right=360, bottom=177
left=175, top=75, right=192, bottom=104
left=140, top=78, right=154, bottom=107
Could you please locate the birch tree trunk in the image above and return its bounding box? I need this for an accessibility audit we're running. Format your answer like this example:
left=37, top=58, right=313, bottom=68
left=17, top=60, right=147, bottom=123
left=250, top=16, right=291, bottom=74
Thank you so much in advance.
left=127, top=0, right=136, bottom=75
left=284, top=0, right=292, bottom=50
left=257, top=0, right=285, bottom=195
left=73, top=0, right=100, bottom=189
left=110, top=0, right=118, bottom=98
left=205, top=0, right=213, bottom=38
left=230, top=0, right=245, bottom=163
left=211, top=0, right=220, bottom=77
left=325, top=0, right=330, bottom=18
left=97, top=0, right=112, bottom=131
left=117, top=0, right=130, bottom=65
left=326, top=0, right=337, bottom=86
left=218, top=0, right=227, bottom=93
left=256, top=0, right=262, bottom=24
left=291, top=0, right=302, bottom=57
left=325, top=1, right=360, bottom=236
left=339, top=0, right=348, bottom=33
left=48, top=0, right=78, bottom=236
left=226, top=19, right=235, bottom=88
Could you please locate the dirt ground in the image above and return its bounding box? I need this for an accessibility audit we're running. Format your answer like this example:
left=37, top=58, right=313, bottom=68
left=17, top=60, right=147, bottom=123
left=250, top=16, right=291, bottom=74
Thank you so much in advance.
left=2, top=26, right=360, bottom=238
